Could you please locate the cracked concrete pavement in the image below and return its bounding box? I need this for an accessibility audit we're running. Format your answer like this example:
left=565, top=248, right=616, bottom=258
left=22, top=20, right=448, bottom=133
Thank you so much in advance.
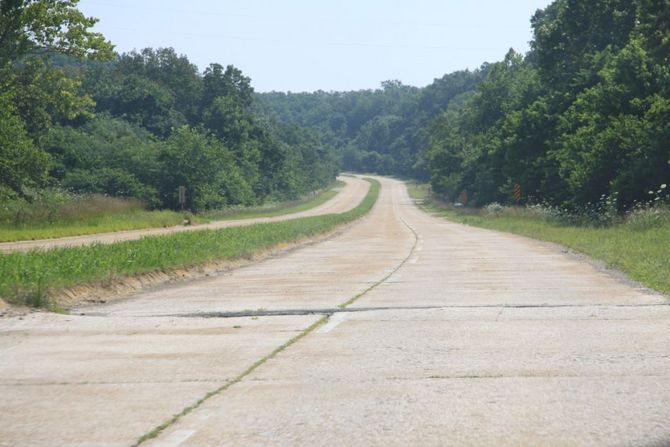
left=1, top=176, right=669, bottom=446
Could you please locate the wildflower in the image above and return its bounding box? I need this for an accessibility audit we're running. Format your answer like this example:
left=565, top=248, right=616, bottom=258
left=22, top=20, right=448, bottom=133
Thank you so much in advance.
left=661, top=184, right=667, bottom=189
left=649, top=191, right=654, bottom=195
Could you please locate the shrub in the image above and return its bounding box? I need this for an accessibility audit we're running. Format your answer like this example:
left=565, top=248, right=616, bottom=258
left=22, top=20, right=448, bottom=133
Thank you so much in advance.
left=524, top=203, right=563, bottom=222
left=625, top=207, right=670, bottom=231
left=63, top=168, right=160, bottom=208
left=484, top=202, right=504, bottom=217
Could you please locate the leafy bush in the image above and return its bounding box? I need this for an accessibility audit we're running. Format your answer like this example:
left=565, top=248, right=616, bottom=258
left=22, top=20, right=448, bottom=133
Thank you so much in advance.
left=0, top=94, right=50, bottom=198
left=524, top=203, right=563, bottom=222
left=62, top=168, right=160, bottom=208
left=484, top=202, right=504, bottom=217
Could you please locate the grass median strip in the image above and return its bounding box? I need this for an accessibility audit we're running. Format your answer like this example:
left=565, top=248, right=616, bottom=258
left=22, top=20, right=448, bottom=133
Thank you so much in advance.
left=0, top=179, right=379, bottom=308
left=201, top=180, right=344, bottom=221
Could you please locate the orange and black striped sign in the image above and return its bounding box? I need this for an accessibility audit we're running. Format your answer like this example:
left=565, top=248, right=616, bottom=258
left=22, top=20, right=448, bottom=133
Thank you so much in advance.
left=513, top=183, right=522, bottom=203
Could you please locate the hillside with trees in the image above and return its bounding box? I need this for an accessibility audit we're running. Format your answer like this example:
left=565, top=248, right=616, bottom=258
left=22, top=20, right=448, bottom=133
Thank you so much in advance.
left=259, top=0, right=669, bottom=211
left=1, top=1, right=338, bottom=212
left=426, top=0, right=669, bottom=210
left=2, top=0, right=668, bottom=214
left=257, top=70, right=485, bottom=179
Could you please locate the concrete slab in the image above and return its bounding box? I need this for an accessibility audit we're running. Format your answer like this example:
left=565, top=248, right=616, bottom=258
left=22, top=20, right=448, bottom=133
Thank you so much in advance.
left=0, top=312, right=321, bottom=446
left=0, top=177, right=413, bottom=446
left=2, top=176, right=668, bottom=446
left=77, top=178, right=413, bottom=318
left=147, top=178, right=670, bottom=446
left=152, top=306, right=670, bottom=446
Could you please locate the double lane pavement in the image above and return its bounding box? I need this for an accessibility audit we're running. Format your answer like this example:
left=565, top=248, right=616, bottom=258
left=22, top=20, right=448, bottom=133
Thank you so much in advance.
left=1, top=177, right=668, bottom=446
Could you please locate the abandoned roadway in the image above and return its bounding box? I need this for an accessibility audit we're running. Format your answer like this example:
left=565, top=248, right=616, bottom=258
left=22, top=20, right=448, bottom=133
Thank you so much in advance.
left=1, top=177, right=669, bottom=446
left=0, top=175, right=369, bottom=253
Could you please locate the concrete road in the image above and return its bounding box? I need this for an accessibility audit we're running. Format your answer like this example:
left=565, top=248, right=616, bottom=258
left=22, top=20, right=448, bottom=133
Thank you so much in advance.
left=0, top=175, right=369, bottom=253
left=1, top=177, right=669, bottom=446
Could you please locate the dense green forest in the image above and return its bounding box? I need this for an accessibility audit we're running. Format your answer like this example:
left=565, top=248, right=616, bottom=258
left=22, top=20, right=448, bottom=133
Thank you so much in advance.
left=0, top=0, right=338, bottom=212
left=426, top=0, right=670, bottom=209
left=2, top=0, right=668, bottom=214
left=259, top=0, right=669, bottom=210
left=257, top=71, right=484, bottom=179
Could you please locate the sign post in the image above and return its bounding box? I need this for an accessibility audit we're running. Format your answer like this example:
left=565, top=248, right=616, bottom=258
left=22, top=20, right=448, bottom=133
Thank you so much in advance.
left=513, top=183, right=522, bottom=205
left=178, top=186, right=186, bottom=211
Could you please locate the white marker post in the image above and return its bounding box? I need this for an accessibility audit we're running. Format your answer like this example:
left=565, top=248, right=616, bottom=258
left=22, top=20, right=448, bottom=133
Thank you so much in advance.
left=178, top=186, right=187, bottom=211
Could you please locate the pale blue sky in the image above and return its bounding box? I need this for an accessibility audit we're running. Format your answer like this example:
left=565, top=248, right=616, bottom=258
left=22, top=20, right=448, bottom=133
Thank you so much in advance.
left=78, top=0, right=552, bottom=92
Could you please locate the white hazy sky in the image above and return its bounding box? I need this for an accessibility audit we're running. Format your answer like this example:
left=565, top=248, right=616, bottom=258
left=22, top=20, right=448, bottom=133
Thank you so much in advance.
left=78, top=0, right=553, bottom=92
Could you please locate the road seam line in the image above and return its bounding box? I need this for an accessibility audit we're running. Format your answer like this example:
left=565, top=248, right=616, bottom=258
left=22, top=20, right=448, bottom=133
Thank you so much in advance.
left=153, top=302, right=670, bottom=320
left=133, top=316, right=328, bottom=446
left=338, top=217, right=419, bottom=309
left=134, top=194, right=420, bottom=446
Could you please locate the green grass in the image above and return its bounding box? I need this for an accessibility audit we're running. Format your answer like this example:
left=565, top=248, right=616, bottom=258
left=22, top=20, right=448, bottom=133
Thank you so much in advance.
left=201, top=180, right=345, bottom=220
left=0, top=179, right=380, bottom=308
left=406, top=182, right=431, bottom=201
left=0, top=181, right=345, bottom=242
left=0, top=210, right=194, bottom=242
left=415, top=189, right=670, bottom=296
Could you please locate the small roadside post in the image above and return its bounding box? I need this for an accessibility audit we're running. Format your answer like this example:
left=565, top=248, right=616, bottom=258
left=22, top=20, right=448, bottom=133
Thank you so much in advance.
left=513, top=182, right=522, bottom=205
left=178, top=186, right=187, bottom=211
left=457, top=190, right=468, bottom=207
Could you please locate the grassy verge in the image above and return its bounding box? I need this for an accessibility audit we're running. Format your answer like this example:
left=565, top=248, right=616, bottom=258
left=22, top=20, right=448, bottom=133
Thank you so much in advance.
left=406, top=182, right=431, bottom=201
left=0, top=181, right=346, bottom=242
left=201, top=180, right=345, bottom=220
left=0, top=210, right=196, bottom=242
left=409, top=183, right=670, bottom=296
left=0, top=179, right=379, bottom=308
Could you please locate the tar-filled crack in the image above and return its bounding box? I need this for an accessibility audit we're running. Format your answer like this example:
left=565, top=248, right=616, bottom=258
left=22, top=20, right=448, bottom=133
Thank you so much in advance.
left=173, top=305, right=446, bottom=318
left=159, top=301, right=670, bottom=319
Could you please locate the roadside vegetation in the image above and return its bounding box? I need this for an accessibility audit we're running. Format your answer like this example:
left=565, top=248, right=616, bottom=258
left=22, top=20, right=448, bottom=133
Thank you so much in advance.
left=0, top=180, right=378, bottom=309
left=2, top=1, right=667, bottom=303
left=410, top=183, right=670, bottom=295
left=0, top=193, right=195, bottom=242
left=262, top=1, right=668, bottom=217
left=0, top=180, right=345, bottom=242
left=201, top=180, right=345, bottom=221
left=2, top=1, right=338, bottom=217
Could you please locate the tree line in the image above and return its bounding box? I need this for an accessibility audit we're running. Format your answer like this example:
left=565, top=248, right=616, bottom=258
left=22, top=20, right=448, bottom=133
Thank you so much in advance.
left=1, top=1, right=338, bottom=211
left=3, top=0, right=668, bottom=213
left=426, top=0, right=669, bottom=209
left=259, top=0, right=669, bottom=210
left=257, top=71, right=485, bottom=180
